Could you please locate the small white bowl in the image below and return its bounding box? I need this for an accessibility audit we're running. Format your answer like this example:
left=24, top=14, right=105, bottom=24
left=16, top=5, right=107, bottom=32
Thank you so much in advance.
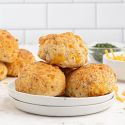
left=10, top=96, right=114, bottom=116
left=103, top=52, right=125, bottom=81
left=8, top=81, right=114, bottom=107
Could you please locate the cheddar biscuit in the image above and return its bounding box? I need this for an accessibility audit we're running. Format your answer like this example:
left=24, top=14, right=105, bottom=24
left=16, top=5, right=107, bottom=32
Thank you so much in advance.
left=38, top=32, right=88, bottom=68
left=0, top=29, right=19, bottom=63
left=15, top=61, right=66, bottom=96
left=0, top=62, right=7, bottom=80
left=66, top=64, right=116, bottom=97
left=6, top=49, right=35, bottom=77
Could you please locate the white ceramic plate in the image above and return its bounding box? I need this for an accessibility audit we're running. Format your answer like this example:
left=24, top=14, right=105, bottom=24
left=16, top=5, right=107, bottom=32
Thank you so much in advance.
left=8, top=81, right=114, bottom=106
left=10, top=96, right=114, bottom=116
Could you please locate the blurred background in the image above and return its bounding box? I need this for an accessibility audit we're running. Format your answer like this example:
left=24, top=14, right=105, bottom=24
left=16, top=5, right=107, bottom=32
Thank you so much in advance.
left=0, top=0, right=125, bottom=45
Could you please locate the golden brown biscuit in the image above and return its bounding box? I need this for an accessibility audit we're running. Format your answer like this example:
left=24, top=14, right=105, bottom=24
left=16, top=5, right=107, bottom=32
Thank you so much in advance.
left=66, top=64, right=117, bottom=97
left=38, top=32, right=88, bottom=68
left=0, top=62, right=7, bottom=80
left=6, top=49, right=35, bottom=77
left=15, top=61, right=66, bottom=96
left=0, top=29, right=19, bottom=63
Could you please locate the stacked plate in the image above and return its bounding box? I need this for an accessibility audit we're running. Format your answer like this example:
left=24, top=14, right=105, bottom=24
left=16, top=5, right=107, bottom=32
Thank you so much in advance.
left=8, top=82, right=114, bottom=116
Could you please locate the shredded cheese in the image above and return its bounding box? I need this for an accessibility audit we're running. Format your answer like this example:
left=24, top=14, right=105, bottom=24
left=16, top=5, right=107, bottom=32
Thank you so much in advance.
left=105, top=50, right=112, bottom=59
left=69, top=53, right=81, bottom=63
left=52, top=54, right=66, bottom=64
left=113, top=85, right=125, bottom=102
left=105, top=49, right=125, bottom=62
left=122, top=91, right=125, bottom=96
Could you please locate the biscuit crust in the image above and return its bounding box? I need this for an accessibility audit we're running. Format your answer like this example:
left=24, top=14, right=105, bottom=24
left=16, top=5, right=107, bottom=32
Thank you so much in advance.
left=66, top=64, right=116, bottom=97
left=15, top=62, right=66, bottom=96
left=0, top=62, right=7, bottom=80
left=38, top=32, right=88, bottom=68
left=0, top=29, right=19, bottom=63
left=6, top=49, right=35, bottom=77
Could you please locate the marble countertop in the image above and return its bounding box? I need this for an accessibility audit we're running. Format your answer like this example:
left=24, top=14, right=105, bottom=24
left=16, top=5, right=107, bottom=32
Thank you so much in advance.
left=0, top=45, right=125, bottom=125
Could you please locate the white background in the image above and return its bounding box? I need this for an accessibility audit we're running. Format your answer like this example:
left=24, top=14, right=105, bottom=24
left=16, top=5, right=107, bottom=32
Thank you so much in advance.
left=0, top=0, right=125, bottom=44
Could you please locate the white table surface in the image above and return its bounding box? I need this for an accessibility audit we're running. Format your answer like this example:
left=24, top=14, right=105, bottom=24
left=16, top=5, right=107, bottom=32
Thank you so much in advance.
left=0, top=45, right=125, bottom=125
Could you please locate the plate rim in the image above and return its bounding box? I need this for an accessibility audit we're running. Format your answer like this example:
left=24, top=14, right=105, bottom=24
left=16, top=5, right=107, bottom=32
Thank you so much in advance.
left=10, top=96, right=114, bottom=116
left=8, top=81, right=114, bottom=100
left=10, top=95, right=114, bottom=107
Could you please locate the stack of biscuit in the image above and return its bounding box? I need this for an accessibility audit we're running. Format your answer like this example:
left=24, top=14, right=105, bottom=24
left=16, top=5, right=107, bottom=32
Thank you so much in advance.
left=0, top=29, right=35, bottom=80
left=16, top=32, right=117, bottom=97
